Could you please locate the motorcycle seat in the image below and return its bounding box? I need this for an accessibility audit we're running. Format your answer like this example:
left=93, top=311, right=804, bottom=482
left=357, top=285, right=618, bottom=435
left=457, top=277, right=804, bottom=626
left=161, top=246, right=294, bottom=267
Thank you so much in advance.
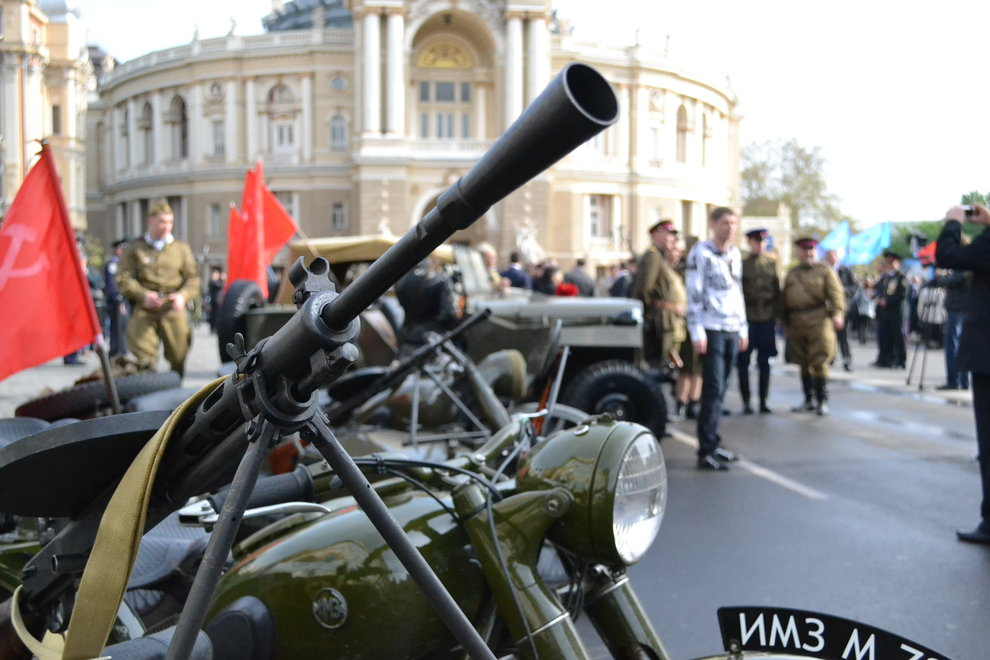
left=0, top=410, right=169, bottom=517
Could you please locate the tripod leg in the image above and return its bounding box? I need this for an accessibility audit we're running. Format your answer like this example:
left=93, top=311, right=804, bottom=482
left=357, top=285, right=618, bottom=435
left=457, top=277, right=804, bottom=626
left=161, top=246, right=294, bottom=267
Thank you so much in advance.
left=305, top=412, right=494, bottom=660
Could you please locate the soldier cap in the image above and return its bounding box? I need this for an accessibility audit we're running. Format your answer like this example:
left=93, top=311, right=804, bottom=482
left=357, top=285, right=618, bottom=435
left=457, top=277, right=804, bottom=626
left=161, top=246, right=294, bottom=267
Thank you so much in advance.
left=883, top=249, right=903, bottom=261
left=148, top=198, right=174, bottom=217
left=745, top=228, right=768, bottom=240
left=648, top=219, right=676, bottom=234
left=794, top=237, right=818, bottom=249
left=112, top=237, right=129, bottom=248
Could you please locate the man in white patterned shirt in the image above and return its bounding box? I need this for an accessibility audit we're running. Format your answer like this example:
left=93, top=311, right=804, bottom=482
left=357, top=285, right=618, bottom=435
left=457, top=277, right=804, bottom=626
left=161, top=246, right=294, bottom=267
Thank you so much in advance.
left=685, top=207, right=749, bottom=470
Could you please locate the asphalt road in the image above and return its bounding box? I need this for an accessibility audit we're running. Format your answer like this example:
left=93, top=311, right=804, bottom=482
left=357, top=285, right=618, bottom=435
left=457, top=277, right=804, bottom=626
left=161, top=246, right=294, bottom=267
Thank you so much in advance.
left=624, top=342, right=985, bottom=660
left=2, top=326, right=984, bottom=659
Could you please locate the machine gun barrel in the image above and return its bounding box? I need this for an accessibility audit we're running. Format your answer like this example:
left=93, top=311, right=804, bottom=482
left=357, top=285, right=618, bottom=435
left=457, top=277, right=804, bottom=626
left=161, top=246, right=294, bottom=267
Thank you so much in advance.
left=322, top=63, right=618, bottom=330
left=254, top=63, right=618, bottom=385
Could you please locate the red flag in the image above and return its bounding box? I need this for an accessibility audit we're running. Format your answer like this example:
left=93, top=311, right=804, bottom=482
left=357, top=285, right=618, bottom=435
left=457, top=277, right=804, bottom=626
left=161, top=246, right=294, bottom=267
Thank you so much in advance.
left=226, top=161, right=297, bottom=298
left=0, top=144, right=101, bottom=381
left=917, top=241, right=937, bottom=266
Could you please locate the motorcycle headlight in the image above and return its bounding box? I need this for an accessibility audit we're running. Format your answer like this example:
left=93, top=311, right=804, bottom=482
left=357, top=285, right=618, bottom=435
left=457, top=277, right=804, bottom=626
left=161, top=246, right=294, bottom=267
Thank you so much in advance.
left=517, top=416, right=667, bottom=566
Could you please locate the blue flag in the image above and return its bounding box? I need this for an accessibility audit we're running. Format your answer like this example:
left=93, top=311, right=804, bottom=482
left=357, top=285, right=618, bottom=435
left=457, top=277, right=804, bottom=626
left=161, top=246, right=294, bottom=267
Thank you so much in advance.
left=845, top=222, right=891, bottom=265
left=817, top=220, right=850, bottom=261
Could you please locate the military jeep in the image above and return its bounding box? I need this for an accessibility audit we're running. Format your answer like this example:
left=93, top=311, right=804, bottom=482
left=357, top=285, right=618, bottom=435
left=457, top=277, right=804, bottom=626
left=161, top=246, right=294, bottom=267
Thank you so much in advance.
left=216, top=236, right=667, bottom=434
left=451, top=245, right=667, bottom=434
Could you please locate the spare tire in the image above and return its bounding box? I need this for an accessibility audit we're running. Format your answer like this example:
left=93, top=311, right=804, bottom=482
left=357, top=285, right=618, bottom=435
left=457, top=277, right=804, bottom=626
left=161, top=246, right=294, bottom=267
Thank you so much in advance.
left=560, top=360, right=667, bottom=437
left=15, top=371, right=182, bottom=422
left=217, top=279, right=266, bottom=361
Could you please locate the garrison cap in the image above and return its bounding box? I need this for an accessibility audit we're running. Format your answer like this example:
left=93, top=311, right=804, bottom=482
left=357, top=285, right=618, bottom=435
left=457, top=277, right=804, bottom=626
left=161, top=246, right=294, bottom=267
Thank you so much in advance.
left=148, top=198, right=174, bottom=217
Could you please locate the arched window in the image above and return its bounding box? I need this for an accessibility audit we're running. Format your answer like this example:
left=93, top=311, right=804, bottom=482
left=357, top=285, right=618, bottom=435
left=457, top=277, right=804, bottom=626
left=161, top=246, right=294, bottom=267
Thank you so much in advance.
left=330, top=114, right=347, bottom=151
left=138, top=102, right=153, bottom=165
left=676, top=105, right=688, bottom=163
left=414, top=40, right=479, bottom=141
left=165, top=96, right=188, bottom=161
left=267, top=84, right=298, bottom=155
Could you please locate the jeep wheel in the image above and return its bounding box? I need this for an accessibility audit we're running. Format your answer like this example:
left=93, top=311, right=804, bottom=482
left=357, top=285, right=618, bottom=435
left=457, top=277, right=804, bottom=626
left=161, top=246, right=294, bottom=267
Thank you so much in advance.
left=217, top=279, right=266, bottom=362
left=561, top=360, right=667, bottom=436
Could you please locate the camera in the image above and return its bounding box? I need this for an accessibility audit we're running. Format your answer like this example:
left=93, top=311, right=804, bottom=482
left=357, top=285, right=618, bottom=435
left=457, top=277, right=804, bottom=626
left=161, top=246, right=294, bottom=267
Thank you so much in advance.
left=964, top=205, right=976, bottom=219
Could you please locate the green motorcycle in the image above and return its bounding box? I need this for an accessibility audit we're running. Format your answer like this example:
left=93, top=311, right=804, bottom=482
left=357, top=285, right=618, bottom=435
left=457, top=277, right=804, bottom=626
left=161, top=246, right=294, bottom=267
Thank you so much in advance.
left=0, top=63, right=950, bottom=660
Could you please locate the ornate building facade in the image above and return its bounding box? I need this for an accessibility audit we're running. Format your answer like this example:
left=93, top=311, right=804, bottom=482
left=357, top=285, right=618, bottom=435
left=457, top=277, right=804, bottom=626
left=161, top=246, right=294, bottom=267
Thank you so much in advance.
left=85, top=0, right=741, bottom=277
left=0, top=0, right=89, bottom=228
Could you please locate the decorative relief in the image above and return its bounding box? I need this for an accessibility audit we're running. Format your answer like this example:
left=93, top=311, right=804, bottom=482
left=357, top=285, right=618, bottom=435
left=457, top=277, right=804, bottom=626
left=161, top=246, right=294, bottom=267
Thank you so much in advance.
left=416, top=43, right=473, bottom=69
left=648, top=88, right=664, bottom=113
left=207, top=81, right=224, bottom=101
left=329, top=74, right=348, bottom=92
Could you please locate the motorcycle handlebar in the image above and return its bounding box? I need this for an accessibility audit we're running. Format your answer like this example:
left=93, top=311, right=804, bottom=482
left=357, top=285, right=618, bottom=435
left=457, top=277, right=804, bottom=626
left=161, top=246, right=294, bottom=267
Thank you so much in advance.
left=207, top=465, right=314, bottom=514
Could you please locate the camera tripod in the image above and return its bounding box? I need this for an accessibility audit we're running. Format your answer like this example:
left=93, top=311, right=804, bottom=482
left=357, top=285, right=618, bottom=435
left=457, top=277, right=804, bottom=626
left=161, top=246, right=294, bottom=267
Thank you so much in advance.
left=906, top=285, right=945, bottom=391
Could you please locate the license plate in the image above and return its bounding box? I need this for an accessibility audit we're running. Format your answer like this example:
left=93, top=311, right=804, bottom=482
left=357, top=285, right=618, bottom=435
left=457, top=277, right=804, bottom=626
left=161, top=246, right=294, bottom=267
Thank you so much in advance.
left=717, top=606, right=951, bottom=660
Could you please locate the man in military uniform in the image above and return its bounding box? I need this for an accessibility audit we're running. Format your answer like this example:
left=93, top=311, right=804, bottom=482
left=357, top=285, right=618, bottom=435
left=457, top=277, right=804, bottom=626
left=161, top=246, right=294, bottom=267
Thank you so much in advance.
left=782, top=237, right=845, bottom=415
left=630, top=219, right=687, bottom=375
left=876, top=250, right=908, bottom=369
left=116, top=199, right=200, bottom=377
left=736, top=228, right=780, bottom=414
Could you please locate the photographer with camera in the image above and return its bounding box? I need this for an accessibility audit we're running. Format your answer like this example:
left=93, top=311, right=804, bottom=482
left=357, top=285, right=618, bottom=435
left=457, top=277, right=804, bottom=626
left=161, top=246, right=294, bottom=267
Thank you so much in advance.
left=936, top=203, right=990, bottom=544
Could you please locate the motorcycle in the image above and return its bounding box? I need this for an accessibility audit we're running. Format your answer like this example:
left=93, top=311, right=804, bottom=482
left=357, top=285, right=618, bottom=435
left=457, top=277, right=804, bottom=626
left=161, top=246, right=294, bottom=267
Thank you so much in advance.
left=0, top=62, right=951, bottom=660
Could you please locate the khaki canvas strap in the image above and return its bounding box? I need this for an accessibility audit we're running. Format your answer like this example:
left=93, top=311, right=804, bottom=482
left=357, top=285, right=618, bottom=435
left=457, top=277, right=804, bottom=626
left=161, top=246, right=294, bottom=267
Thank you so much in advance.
left=13, top=376, right=227, bottom=660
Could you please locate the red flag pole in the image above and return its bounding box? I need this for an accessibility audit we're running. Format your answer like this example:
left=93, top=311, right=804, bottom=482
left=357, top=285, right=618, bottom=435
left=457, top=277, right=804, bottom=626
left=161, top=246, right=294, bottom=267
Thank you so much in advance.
left=38, top=140, right=122, bottom=413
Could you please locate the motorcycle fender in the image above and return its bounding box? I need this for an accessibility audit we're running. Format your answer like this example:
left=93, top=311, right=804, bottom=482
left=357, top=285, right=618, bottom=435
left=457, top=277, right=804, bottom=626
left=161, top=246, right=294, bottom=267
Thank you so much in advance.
left=207, top=491, right=484, bottom=659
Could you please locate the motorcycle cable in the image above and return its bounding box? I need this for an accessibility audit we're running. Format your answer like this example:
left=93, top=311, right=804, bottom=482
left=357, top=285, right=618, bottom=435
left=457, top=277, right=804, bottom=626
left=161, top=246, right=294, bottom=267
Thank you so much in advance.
left=350, top=455, right=504, bottom=500
left=483, top=420, right=539, bottom=659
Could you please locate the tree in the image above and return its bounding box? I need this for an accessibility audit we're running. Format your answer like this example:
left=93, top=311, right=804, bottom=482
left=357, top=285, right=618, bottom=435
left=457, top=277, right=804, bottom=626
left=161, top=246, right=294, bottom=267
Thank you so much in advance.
left=741, top=139, right=844, bottom=230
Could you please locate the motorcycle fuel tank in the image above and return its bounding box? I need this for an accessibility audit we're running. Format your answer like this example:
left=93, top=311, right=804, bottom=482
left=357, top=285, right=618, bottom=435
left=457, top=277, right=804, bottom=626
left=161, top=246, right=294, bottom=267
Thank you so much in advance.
left=207, top=489, right=485, bottom=659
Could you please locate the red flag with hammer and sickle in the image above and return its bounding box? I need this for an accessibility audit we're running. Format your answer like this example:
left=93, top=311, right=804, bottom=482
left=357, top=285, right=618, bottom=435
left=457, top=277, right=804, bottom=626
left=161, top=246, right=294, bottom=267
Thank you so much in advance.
left=0, top=144, right=101, bottom=381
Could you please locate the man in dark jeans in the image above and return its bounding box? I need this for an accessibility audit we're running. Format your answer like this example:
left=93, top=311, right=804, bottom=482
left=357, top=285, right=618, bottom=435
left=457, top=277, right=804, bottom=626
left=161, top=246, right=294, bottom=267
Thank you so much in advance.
left=685, top=207, right=749, bottom=470
left=930, top=268, right=970, bottom=390
left=935, top=203, right=990, bottom=544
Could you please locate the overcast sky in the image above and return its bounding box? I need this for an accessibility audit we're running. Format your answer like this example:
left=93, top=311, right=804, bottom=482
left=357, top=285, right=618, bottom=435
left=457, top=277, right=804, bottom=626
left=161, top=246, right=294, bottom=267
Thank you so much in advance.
left=80, top=0, right=990, bottom=226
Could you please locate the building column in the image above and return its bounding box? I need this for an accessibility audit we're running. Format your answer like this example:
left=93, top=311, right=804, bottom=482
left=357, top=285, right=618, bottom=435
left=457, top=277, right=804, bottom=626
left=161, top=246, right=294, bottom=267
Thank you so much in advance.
left=127, top=98, right=139, bottom=170
left=2, top=58, right=21, bottom=193
left=362, top=9, right=382, bottom=135
left=151, top=91, right=165, bottom=167
left=504, top=11, right=523, bottom=127
left=474, top=83, right=487, bottom=139
left=131, top=199, right=143, bottom=237
left=188, top=83, right=203, bottom=165
left=301, top=73, right=313, bottom=160
left=526, top=14, right=550, bottom=105
left=385, top=7, right=405, bottom=136
left=245, top=78, right=257, bottom=161
left=225, top=79, right=239, bottom=162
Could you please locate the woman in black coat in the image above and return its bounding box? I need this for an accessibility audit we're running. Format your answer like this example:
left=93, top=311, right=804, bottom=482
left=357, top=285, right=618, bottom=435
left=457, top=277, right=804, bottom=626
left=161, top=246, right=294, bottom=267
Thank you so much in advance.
left=936, top=203, right=990, bottom=544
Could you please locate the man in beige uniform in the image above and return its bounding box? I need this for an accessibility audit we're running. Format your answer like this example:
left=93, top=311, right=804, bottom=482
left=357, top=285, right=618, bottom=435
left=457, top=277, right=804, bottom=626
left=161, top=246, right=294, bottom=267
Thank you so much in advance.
left=630, top=219, right=687, bottom=372
left=781, top=237, right=845, bottom=415
left=117, top=199, right=200, bottom=377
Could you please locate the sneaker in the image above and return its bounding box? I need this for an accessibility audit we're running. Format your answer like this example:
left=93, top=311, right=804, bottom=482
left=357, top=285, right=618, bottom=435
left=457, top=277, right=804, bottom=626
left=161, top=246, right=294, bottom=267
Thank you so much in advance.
left=741, top=403, right=754, bottom=415
left=713, top=447, right=739, bottom=462
left=697, top=454, right=729, bottom=471
left=935, top=384, right=958, bottom=391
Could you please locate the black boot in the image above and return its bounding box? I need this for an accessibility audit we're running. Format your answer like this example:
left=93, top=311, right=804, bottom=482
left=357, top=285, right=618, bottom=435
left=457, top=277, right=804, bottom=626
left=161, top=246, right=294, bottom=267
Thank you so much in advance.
left=686, top=400, right=699, bottom=420
left=758, top=363, right=772, bottom=413
left=669, top=400, right=686, bottom=422
left=792, top=373, right=815, bottom=412
left=814, top=377, right=830, bottom=416
left=739, top=366, right=753, bottom=414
